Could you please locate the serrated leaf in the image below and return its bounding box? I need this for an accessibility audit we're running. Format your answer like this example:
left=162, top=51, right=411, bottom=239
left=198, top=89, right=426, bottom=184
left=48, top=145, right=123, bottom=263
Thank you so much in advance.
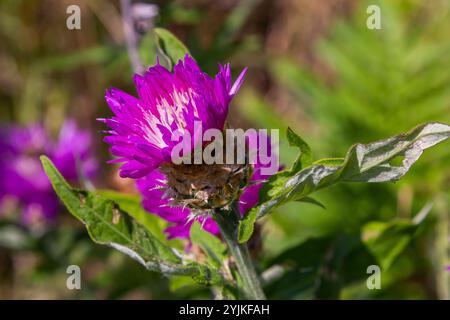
left=286, top=127, right=313, bottom=172
left=190, top=222, right=226, bottom=268
left=238, top=122, right=450, bottom=243
left=154, top=28, right=190, bottom=70
left=40, top=156, right=223, bottom=285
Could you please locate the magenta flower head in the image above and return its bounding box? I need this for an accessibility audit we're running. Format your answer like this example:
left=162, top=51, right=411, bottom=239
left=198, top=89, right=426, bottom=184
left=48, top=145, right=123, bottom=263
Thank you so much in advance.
left=102, top=55, right=278, bottom=239
left=101, top=55, right=247, bottom=179
left=0, top=120, right=98, bottom=225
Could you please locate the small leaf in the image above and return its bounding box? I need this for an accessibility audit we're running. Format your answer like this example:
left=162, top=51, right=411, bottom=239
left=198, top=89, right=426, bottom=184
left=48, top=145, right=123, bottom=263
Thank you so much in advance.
left=237, top=209, right=257, bottom=246
left=154, top=28, right=190, bottom=70
left=190, top=222, right=226, bottom=268
left=238, top=122, right=450, bottom=243
left=286, top=127, right=313, bottom=172
left=40, top=156, right=223, bottom=285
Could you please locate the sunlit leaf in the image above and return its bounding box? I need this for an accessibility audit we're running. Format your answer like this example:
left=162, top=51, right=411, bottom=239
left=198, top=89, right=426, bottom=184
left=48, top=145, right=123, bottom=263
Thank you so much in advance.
left=40, top=156, right=223, bottom=285
left=238, top=122, right=450, bottom=243
left=154, top=28, right=190, bottom=70
left=286, top=127, right=313, bottom=172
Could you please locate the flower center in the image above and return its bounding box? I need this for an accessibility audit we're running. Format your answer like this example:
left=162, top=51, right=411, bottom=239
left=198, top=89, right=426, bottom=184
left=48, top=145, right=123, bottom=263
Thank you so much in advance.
left=160, top=161, right=252, bottom=211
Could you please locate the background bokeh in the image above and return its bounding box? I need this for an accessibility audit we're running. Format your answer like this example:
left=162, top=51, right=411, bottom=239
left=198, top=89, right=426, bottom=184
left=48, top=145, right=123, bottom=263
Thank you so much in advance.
left=0, top=0, right=449, bottom=299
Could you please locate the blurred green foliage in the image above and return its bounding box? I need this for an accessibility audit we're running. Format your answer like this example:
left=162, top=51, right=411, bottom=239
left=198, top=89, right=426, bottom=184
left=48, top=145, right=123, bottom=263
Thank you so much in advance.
left=254, top=0, right=449, bottom=299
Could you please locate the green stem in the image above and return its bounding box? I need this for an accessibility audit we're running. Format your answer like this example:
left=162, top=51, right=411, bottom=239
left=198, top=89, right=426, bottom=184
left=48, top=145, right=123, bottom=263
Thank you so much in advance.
left=213, top=203, right=266, bottom=300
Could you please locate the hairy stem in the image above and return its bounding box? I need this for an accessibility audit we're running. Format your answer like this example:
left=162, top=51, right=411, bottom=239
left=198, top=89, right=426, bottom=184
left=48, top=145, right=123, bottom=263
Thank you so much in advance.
left=214, top=203, right=266, bottom=300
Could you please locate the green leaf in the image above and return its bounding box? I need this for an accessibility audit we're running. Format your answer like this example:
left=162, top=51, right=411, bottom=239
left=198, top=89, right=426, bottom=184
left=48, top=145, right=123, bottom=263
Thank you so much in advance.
left=286, top=127, right=313, bottom=172
left=154, top=28, right=190, bottom=70
left=237, top=208, right=257, bottom=245
left=313, top=158, right=345, bottom=166
left=238, top=122, right=450, bottom=243
left=264, top=235, right=377, bottom=299
left=40, top=156, right=223, bottom=285
left=97, top=191, right=166, bottom=242
left=362, top=219, right=423, bottom=270
left=98, top=190, right=184, bottom=250
left=190, top=222, right=227, bottom=268
left=138, top=32, right=158, bottom=69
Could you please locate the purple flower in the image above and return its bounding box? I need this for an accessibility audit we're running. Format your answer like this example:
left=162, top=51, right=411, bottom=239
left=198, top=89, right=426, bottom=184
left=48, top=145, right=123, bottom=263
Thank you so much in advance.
left=0, top=120, right=97, bottom=225
left=136, top=142, right=272, bottom=239
left=101, top=55, right=247, bottom=179
left=102, top=55, right=276, bottom=240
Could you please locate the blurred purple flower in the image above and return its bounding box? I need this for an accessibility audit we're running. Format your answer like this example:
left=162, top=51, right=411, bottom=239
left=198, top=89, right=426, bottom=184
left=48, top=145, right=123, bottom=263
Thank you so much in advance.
left=0, top=120, right=98, bottom=225
left=101, top=55, right=276, bottom=240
